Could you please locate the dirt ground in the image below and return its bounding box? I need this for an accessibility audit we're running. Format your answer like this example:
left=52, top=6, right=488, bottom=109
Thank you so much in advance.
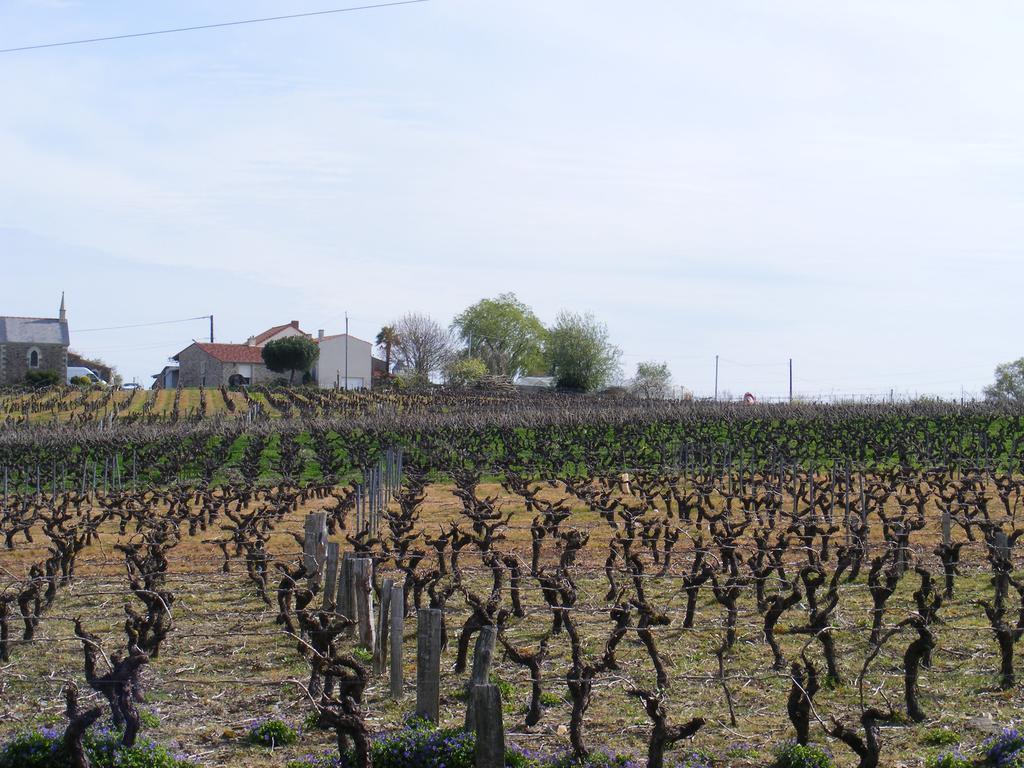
left=1, top=482, right=1022, bottom=767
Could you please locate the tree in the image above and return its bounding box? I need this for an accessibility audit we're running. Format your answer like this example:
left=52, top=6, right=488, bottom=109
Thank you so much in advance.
left=261, top=336, right=320, bottom=384
left=375, top=326, right=399, bottom=378
left=632, top=361, right=672, bottom=400
left=392, top=313, right=454, bottom=384
left=545, top=311, right=621, bottom=392
left=451, top=293, right=547, bottom=378
left=985, top=358, right=1024, bottom=403
left=444, top=356, right=488, bottom=388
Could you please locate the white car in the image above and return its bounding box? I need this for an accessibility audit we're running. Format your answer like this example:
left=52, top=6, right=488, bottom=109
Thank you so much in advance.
left=67, top=366, right=107, bottom=386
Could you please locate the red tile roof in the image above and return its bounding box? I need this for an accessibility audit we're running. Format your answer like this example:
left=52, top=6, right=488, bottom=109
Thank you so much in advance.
left=183, top=343, right=266, bottom=364
left=249, top=320, right=305, bottom=346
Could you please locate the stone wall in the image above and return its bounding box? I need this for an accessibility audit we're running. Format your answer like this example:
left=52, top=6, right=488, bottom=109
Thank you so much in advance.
left=176, top=346, right=226, bottom=388
left=0, top=342, right=68, bottom=386
left=176, top=345, right=276, bottom=387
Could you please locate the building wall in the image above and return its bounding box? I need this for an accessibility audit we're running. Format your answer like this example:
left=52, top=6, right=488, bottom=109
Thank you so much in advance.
left=257, top=326, right=305, bottom=346
left=176, top=345, right=225, bottom=388
left=248, top=361, right=279, bottom=385
left=315, top=335, right=373, bottom=389
left=177, top=345, right=278, bottom=387
left=0, top=342, right=68, bottom=386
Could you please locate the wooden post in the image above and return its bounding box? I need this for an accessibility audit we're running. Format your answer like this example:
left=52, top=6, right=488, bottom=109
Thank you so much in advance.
left=390, top=583, right=404, bottom=699
left=303, top=512, right=328, bottom=589
left=323, top=543, right=340, bottom=611
left=464, top=626, right=497, bottom=730
left=996, top=530, right=1011, bottom=561
left=353, top=558, right=375, bottom=650
left=472, top=684, right=505, bottom=768
left=416, top=608, right=443, bottom=722
left=375, top=577, right=393, bottom=675
left=336, top=553, right=355, bottom=621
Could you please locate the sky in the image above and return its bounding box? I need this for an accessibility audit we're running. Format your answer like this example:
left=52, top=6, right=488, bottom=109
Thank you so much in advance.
left=1, top=1, right=1022, bottom=397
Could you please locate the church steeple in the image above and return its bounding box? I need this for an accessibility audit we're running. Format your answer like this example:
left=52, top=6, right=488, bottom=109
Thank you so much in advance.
left=59, top=292, right=66, bottom=323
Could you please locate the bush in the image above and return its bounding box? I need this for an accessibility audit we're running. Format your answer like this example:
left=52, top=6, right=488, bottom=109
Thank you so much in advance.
left=286, top=722, right=645, bottom=768
left=772, top=740, right=834, bottom=768
left=671, top=750, right=715, bottom=768
left=516, top=747, right=644, bottom=768
left=69, top=375, right=92, bottom=387
left=25, top=370, right=59, bottom=388
left=286, top=756, right=347, bottom=768
left=0, top=725, right=196, bottom=768
left=247, top=718, right=298, bottom=747
left=723, top=742, right=758, bottom=761
left=539, top=691, right=562, bottom=707
left=922, top=729, right=961, bottom=747
left=139, top=710, right=161, bottom=729
left=372, top=721, right=474, bottom=768
left=489, top=671, right=516, bottom=702
left=0, top=728, right=61, bottom=768
left=985, top=728, right=1024, bottom=768
left=444, top=357, right=488, bottom=388
left=926, top=749, right=973, bottom=768
left=351, top=646, right=374, bottom=664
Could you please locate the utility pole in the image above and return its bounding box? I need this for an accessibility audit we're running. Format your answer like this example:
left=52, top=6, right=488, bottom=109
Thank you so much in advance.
left=714, top=355, right=719, bottom=402
left=788, top=358, right=793, bottom=404
left=209, top=315, right=214, bottom=343
left=344, top=312, right=349, bottom=391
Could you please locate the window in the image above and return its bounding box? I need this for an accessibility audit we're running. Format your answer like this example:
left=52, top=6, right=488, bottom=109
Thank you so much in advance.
left=27, top=348, right=40, bottom=369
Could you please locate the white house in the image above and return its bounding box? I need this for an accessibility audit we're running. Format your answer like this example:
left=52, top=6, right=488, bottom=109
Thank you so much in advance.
left=313, top=331, right=372, bottom=389
left=246, top=320, right=308, bottom=347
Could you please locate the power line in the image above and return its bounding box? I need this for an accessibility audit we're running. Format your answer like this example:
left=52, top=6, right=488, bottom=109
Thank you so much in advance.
left=0, top=0, right=429, bottom=55
left=73, top=315, right=211, bottom=333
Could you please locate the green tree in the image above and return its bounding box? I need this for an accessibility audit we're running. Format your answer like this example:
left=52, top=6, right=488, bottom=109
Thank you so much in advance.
left=545, top=311, right=621, bottom=392
left=984, top=358, right=1024, bottom=402
left=444, top=356, right=488, bottom=387
left=375, top=325, right=399, bottom=378
left=261, top=335, right=320, bottom=384
left=451, top=293, right=547, bottom=378
left=632, top=361, right=672, bottom=399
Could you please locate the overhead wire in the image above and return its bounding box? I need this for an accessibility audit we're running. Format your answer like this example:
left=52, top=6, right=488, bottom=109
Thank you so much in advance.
left=73, top=316, right=212, bottom=334
left=0, top=1, right=430, bottom=55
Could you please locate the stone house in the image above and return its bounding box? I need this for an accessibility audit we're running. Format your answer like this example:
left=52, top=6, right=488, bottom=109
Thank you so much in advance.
left=173, top=321, right=312, bottom=387
left=174, top=343, right=274, bottom=387
left=0, top=296, right=70, bottom=387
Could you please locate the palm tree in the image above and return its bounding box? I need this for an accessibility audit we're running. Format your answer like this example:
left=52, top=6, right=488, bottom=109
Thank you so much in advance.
left=376, top=325, right=399, bottom=379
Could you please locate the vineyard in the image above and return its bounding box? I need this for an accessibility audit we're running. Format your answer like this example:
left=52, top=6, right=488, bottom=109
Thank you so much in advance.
left=2, top=391, right=1024, bottom=768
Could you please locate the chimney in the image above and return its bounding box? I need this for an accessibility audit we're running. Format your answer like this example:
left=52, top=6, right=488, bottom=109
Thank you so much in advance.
left=59, top=292, right=66, bottom=323
left=291, top=320, right=299, bottom=328
left=318, top=329, right=324, bottom=341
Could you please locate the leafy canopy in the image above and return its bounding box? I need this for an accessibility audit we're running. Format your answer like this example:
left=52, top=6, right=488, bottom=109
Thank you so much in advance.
left=984, top=358, right=1024, bottom=403
left=632, top=361, right=672, bottom=399
left=452, top=293, right=547, bottom=378
left=261, top=335, right=320, bottom=384
left=444, top=356, right=489, bottom=387
left=545, top=311, right=621, bottom=392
